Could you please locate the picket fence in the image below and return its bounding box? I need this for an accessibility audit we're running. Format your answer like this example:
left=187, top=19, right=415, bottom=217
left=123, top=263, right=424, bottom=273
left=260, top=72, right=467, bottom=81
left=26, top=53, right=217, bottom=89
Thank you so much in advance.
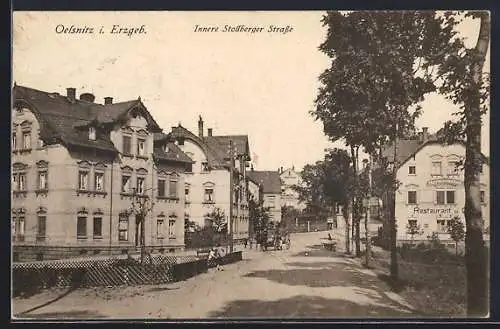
left=12, top=251, right=242, bottom=297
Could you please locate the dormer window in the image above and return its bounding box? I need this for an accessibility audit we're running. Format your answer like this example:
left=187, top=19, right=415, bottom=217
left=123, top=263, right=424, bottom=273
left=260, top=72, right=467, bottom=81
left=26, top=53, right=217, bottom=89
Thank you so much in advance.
left=89, top=127, right=96, bottom=141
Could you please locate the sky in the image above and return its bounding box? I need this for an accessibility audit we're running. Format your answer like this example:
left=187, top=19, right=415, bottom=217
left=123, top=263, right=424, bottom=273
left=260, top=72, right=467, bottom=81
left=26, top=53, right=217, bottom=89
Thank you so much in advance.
left=12, top=11, right=490, bottom=172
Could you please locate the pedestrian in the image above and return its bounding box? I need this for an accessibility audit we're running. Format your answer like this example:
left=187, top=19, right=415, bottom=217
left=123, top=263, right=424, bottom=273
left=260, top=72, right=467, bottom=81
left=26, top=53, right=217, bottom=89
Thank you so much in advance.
left=328, top=233, right=333, bottom=241
left=244, top=238, right=248, bottom=248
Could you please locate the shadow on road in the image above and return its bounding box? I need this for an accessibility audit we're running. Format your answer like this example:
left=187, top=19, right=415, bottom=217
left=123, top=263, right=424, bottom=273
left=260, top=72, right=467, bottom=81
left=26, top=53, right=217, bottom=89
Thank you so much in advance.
left=244, top=266, right=380, bottom=289
left=208, top=295, right=420, bottom=318
left=15, top=309, right=106, bottom=319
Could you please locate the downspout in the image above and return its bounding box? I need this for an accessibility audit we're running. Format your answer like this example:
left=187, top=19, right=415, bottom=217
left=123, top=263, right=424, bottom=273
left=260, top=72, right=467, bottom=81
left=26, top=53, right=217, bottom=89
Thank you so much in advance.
left=150, top=153, right=155, bottom=251
left=109, top=158, right=114, bottom=255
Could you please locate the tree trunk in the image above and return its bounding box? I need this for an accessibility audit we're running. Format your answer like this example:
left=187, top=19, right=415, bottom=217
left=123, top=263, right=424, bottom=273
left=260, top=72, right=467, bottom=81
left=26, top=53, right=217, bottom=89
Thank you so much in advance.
left=464, top=12, right=489, bottom=317
left=390, top=118, right=399, bottom=281
left=364, top=209, right=370, bottom=267
left=389, top=187, right=398, bottom=280
left=343, top=203, right=350, bottom=254
left=350, top=145, right=362, bottom=257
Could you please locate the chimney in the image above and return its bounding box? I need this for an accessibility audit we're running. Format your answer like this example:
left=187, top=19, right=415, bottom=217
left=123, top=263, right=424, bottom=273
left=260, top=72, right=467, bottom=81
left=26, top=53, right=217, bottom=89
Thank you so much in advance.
left=198, top=115, right=204, bottom=138
left=422, top=127, right=429, bottom=142
left=104, top=97, right=113, bottom=105
left=208, top=128, right=213, bottom=136
left=80, top=93, right=95, bottom=103
left=66, top=87, right=76, bottom=102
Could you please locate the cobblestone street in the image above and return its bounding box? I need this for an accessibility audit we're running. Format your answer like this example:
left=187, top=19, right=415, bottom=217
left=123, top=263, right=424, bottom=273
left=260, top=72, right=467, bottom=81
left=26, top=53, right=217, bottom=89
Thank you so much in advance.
left=13, top=231, right=419, bottom=319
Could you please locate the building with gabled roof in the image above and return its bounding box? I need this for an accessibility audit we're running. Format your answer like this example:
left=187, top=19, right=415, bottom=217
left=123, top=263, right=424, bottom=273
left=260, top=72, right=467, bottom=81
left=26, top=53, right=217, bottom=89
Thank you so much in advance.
left=279, top=166, right=306, bottom=211
left=377, top=127, right=490, bottom=248
left=11, top=84, right=193, bottom=261
left=247, top=169, right=282, bottom=223
left=165, top=116, right=252, bottom=242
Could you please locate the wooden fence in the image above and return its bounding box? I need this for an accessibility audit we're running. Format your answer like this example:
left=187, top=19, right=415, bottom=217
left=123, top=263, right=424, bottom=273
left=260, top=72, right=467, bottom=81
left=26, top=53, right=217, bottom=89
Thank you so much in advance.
left=12, top=251, right=242, bottom=298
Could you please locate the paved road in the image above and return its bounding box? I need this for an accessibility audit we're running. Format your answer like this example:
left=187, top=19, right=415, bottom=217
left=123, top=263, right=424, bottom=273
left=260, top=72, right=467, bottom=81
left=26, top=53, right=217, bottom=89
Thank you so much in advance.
left=13, top=231, right=418, bottom=319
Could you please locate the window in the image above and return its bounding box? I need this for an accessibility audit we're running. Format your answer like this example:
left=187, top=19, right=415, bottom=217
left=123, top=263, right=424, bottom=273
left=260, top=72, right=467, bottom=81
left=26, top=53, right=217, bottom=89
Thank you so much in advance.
left=94, top=172, right=104, bottom=191
left=408, top=166, right=416, bottom=175
left=89, top=127, right=96, bottom=140
left=480, top=190, right=486, bottom=203
left=137, top=177, right=145, bottom=194
left=77, top=216, right=87, bottom=238
left=38, top=171, right=48, bottom=190
left=157, top=219, right=164, bottom=238
left=37, top=215, right=46, bottom=238
left=436, top=191, right=445, bottom=205
left=431, top=161, right=442, bottom=176
left=168, top=219, right=176, bottom=238
left=437, top=219, right=451, bottom=233
left=14, top=216, right=25, bottom=239
left=137, top=138, right=146, bottom=156
left=12, top=132, right=16, bottom=150
left=22, top=131, right=31, bottom=149
left=18, top=173, right=26, bottom=191
left=204, top=188, right=214, bottom=202
left=268, top=196, right=276, bottom=208
left=12, top=173, right=17, bottom=189
left=201, top=162, right=209, bottom=172
left=185, top=187, right=190, bottom=202
left=448, top=161, right=459, bottom=175
left=446, top=191, right=455, bottom=204
left=78, top=171, right=89, bottom=190
left=436, top=190, right=455, bottom=204
left=118, top=214, right=129, bottom=241
left=407, top=191, right=417, bottom=204
left=121, top=175, right=131, bottom=193
left=122, top=135, right=132, bottom=155
left=93, top=217, right=102, bottom=238
left=169, top=180, right=178, bottom=198
left=157, top=179, right=166, bottom=197
left=408, top=219, right=417, bottom=226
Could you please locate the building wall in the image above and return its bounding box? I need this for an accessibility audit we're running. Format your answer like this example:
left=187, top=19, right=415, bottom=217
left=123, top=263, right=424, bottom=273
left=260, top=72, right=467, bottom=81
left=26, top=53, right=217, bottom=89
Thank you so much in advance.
left=394, top=142, right=490, bottom=243
left=263, top=193, right=282, bottom=222
left=11, top=107, right=186, bottom=261
left=280, top=169, right=306, bottom=210
left=177, top=138, right=249, bottom=241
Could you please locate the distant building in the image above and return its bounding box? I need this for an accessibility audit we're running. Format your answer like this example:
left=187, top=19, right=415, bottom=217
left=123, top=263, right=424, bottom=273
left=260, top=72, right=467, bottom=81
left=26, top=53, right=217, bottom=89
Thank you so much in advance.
left=247, top=170, right=282, bottom=222
left=166, top=117, right=251, bottom=242
left=279, top=166, right=306, bottom=211
left=378, top=127, right=490, bottom=246
left=11, top=85, right=192, bottom=261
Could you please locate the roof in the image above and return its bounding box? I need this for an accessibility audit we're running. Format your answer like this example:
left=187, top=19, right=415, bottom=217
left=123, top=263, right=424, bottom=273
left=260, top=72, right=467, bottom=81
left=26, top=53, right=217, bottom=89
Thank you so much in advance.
left=205, top=135, right=250, bottom=158
left=12, top=85, right=191, bottom=164
left=247, top=170, right=282, bottom=194
left=381, top=138, right=422, bottom=165
left=153, top=142, right=193, bottom=164
left=380, top=134, right=489, bottom=169
left=168, top=125, right=251, bottom=170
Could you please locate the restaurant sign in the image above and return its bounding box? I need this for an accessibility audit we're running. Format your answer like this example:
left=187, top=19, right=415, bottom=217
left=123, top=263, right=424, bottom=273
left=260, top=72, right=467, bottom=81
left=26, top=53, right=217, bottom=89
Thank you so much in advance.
left=412, top=206, right=463, bottom=218
left=426, top=177, right=462, bottom=187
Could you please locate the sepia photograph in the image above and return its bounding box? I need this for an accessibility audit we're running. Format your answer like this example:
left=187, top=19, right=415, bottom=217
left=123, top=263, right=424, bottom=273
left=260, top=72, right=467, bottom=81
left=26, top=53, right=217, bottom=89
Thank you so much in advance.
left=11, top=10, right=490, bottom=320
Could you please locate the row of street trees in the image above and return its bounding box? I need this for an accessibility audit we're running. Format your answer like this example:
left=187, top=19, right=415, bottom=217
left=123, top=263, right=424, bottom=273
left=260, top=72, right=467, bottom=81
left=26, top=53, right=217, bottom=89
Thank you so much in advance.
left=312, top=11, right=489, bottom=316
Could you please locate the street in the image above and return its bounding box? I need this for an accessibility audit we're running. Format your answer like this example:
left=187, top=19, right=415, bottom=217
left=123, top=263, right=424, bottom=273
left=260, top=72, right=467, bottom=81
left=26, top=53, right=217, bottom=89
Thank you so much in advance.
left=13, top=231, right=419, bottom=319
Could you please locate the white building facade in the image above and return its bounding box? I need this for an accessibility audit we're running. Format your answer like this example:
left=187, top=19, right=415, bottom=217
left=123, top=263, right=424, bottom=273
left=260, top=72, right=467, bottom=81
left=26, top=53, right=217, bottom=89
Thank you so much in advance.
left=394, top=141, right=490, bottom=244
